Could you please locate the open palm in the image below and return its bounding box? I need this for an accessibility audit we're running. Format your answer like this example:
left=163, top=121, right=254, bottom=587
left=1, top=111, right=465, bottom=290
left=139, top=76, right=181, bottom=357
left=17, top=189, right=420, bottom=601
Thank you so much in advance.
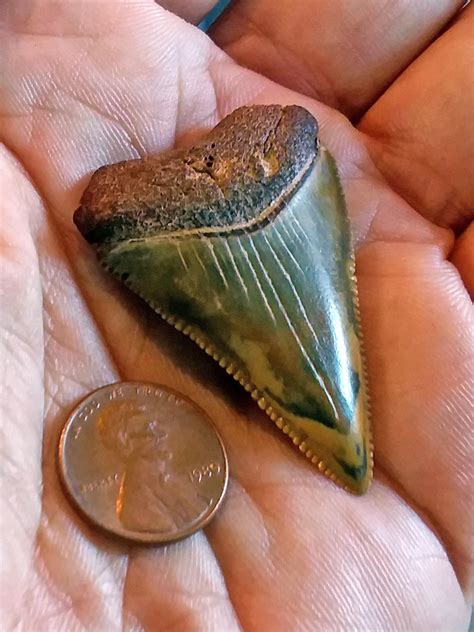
left=1, top=1, right=472, bottom=629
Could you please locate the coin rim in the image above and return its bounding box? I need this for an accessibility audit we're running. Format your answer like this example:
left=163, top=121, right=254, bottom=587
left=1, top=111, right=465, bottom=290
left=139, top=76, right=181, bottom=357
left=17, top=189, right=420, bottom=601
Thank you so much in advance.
left=58, top=381, right=229, bottom=544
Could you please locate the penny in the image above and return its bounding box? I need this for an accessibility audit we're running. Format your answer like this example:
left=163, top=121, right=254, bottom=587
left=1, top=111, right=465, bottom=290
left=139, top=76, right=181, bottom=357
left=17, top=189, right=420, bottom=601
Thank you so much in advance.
left=58, top=382, right=228, bottom=543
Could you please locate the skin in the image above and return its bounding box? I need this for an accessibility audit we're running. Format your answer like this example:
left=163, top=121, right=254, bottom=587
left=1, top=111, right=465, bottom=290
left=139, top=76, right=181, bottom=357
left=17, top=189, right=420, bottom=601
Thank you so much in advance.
left=0, top=0, right=472, bottom=629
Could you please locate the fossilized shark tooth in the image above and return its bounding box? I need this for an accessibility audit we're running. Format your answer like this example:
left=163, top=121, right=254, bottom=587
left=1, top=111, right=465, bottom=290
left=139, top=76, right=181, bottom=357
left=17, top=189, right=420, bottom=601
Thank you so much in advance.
left=74, top=105, right=372, bottom=494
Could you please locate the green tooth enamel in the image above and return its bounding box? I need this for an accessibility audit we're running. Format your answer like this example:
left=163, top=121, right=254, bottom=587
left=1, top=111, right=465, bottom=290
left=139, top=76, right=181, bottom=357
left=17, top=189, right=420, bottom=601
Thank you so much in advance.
left=74, top=105, right=372, bottom=494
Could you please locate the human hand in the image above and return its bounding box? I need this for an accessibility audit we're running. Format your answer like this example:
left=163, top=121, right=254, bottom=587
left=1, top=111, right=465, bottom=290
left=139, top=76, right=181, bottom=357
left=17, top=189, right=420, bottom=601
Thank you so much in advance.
left=1, top=1, right=472, bottom=629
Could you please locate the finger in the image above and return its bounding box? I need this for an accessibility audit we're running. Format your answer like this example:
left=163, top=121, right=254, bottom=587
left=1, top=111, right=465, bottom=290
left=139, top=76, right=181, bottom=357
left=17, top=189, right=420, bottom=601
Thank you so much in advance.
left=451, top=222, right=474, bottom=298
left=0, top=146, right=44, bottom=627
left=156, top=0, right=220, bottom=24
left=0, top=146, right=122, bottom=628
left=211, top=0, right=464, bottom=119
left=359, top=4, right=474, bottom=231
left=357, top=238, right=474, bottom=598
left=4, top=162, right=128, bottom=626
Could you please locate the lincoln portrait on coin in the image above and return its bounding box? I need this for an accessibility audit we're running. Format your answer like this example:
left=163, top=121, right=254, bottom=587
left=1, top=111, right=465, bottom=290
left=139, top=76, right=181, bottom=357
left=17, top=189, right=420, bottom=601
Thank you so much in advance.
left=97, top=400, right=211, bottom=533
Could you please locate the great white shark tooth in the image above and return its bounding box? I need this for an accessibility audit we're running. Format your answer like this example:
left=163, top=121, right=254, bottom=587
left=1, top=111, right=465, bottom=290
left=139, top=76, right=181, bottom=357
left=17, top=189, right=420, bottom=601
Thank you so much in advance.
left=74, top=105, right=373, bottom=494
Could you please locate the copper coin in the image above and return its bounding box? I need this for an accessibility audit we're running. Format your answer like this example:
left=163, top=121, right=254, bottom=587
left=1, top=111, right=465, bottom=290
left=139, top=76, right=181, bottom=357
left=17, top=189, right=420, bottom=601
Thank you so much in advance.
left=58, top=382, right=228, bottom=543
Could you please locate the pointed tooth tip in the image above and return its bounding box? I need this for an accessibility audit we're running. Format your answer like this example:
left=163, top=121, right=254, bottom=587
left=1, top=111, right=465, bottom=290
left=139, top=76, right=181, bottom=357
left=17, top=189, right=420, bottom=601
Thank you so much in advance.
left=308, top=455, right=370, bottom=494
left=257, top=398, right=266, bottom=410
left=346, top=478, right=371, bottom=496
left=340, top=466, right=373, bottom=495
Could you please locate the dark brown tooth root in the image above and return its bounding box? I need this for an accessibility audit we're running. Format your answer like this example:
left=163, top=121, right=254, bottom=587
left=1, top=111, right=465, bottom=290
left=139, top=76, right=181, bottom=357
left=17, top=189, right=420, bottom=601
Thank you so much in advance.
left=73, top=105, right=318, bottom=245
